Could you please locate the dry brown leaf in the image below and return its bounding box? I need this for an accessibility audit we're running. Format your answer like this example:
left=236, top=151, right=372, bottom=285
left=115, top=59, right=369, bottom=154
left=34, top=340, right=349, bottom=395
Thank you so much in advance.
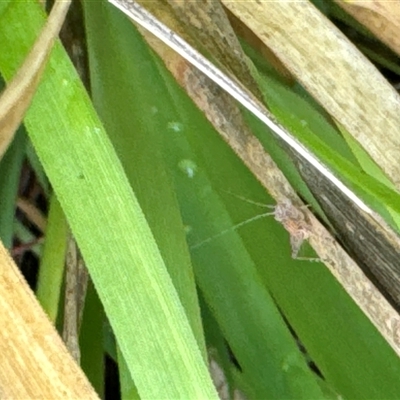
left=0, top=239, right=98, bottom=399
left=226, top=9, right=294, bottom=84
left=0, top=0, right=70, bottom=160
left=224, top=0, right=400, bottom=191
left=336, top=0, right=400, bottom=56
left=63, top=234, right=89, bottom=364
left=163, top=0, right=261, bottom=97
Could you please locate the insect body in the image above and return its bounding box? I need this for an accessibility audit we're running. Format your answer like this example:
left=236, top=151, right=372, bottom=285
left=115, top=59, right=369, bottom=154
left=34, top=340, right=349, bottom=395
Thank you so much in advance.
left=271, top=199, right=316, bottom=261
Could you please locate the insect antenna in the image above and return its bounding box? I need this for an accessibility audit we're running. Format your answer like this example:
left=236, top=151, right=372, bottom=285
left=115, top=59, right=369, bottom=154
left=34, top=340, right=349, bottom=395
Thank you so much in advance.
left=191, top=210, right=275, bottom=249
left=222, top=190, right=274, bottom=209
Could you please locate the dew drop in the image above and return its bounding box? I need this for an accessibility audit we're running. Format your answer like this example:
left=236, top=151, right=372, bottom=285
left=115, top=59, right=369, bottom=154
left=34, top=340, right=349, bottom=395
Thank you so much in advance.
left=178, top=159, right=197, bottom=178
left=168, top=121, right=183, bottom=132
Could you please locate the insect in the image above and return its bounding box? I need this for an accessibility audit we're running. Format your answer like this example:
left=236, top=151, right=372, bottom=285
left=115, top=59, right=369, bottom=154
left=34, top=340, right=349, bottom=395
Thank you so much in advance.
left=192, top=194, right=320, bottom=262
left=272, top=198, right=319, bottom=261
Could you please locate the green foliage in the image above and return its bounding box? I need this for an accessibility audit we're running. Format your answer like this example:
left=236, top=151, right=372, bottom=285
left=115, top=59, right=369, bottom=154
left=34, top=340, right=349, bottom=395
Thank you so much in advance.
left=0, top=1, right=217, bottom=399
left=1, top=0, right=400, bottom=399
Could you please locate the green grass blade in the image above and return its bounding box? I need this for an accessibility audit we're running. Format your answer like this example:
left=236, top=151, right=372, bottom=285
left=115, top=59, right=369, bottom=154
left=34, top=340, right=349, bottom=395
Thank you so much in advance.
left=0, top=128, right=26, bottom=249
left=83, top=0, right=206, bottom=357
left=36, top=194, right=68, bottom=322
left=154, top=52, right=327, bottom=400
left=79, top=282, right=106, bottom=397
